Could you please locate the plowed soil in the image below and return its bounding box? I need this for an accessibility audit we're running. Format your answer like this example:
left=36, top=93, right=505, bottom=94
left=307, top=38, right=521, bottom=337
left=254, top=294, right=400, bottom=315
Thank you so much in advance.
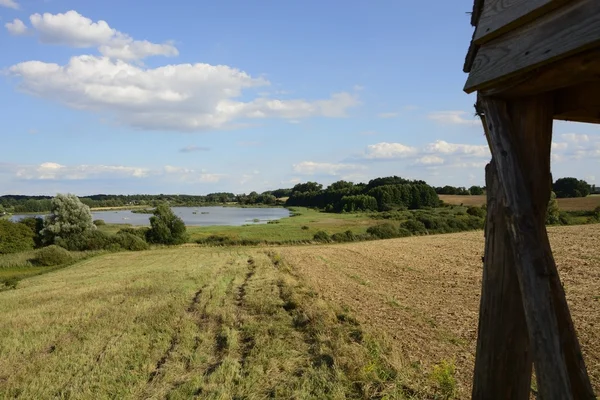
left=279, top=224, right=600, bottom=397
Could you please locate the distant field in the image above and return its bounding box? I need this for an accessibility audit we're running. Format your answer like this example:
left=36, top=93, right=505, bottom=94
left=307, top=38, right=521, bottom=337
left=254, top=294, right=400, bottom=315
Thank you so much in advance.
left=440, top=194, right=600, bottom=211
left=1, top=225, right=598, bottom=398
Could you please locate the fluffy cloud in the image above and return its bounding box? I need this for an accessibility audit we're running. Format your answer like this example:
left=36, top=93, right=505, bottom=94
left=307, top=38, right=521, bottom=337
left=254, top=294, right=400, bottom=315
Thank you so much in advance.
left=0, top=0, right=19, bottom=9
left=179, top=145, right=210, bottom=153
left=6, top=162, right=224, bottom=183
left=9, top=56, right=358, bottom=131
left=423, top=140, right=489, bottom=157
left=363, top=142, right=418, bottom=160
left=428, top=111, right=480, bottom=126
left=292, top=161, right=365, bottom=176
left=552, top=142, right=568, bottom=150
left=561, top=133, right=589, bottom=143
left=5, top=18, right=28, bottom=35
left=15, top=162, right=149, bottom=180
left=414, top=155, right=444, bottom=165
left=28, top=10, right=178, bottom=60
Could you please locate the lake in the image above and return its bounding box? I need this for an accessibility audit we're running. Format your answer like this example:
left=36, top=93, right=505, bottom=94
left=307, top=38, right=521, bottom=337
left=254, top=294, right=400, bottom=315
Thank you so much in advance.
left=10, top=206, right=290, bottom=227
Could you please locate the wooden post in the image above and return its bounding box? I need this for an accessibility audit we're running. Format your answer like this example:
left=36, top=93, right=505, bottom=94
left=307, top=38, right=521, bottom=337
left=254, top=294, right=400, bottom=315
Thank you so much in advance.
left=479, top=94, right=595, bottom=399
left=472, top=160, right=532, bottom=399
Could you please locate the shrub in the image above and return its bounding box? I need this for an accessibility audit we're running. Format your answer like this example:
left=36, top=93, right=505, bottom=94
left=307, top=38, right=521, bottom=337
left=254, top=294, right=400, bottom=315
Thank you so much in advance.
left=117, top=227, right=149, bottom=239
left=331, top=230, right=357, bottom=243
left=466, top=206, right=486, bottom=218
left=430, top=360, right=456, bottom=399
left=367, top=223, right=398, bottom=239
left=146, top=203, right=188, bottom=245
left=18, top=217, right=44, bottom=248
left=313, top=231, right=331, bottom=242
left=546, top=192, right=560, bottom=224
left=301, top=225, right=309, bottom=230
left=0, top=220, right=35, bottom=254
left=400, top=219, right=427, bottom=235
left=56, top=230, right=114, bottom=251
left=34, top=245, right=73, bottom=266
left=93, top=219, right=106, bottom=226
left=115, top=232, right=149, bottom=251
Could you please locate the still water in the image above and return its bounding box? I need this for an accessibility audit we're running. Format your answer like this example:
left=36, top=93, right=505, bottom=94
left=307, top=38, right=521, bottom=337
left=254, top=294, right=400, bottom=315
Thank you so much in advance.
left=11, top=206, right=290, bottom=227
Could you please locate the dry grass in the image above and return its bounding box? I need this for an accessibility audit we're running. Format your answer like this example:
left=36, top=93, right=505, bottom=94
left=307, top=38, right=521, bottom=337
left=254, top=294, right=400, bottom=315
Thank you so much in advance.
left=278, top=224, right=600, bottom=398
left=0, top=247, right=414, bottom=399
left=440, top=194, right=600, bottom=211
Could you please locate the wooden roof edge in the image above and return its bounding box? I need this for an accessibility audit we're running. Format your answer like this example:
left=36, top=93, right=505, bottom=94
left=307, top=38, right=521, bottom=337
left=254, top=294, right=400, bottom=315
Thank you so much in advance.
left=464, top=0, right=484, bottom=73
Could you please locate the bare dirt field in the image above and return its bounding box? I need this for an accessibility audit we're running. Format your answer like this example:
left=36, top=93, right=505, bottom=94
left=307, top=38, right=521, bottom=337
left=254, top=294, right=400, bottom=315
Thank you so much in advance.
left=279, top=224, right=600, bottom=398
left=440, top=194, right=600, bottom=211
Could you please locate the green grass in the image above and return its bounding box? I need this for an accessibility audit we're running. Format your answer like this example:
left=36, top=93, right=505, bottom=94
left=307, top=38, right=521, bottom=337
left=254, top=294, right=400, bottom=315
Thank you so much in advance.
left=0, top=247, right=419, bottom=399
left=186, top=207, right=382, bottom=243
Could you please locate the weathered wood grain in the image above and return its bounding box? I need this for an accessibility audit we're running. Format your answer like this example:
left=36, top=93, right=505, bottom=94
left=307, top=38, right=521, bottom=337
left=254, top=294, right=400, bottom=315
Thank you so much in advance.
left=465, top=0, right=600, bottom=93
left=480, top=94, right=595, bottom=399
left=473, top=0, right=568, bottom=44
left=480, top=48, right=600, bottom=98
left=554, top=81, right=600, bottom=123
left=471, top=160, right=532, bottom=400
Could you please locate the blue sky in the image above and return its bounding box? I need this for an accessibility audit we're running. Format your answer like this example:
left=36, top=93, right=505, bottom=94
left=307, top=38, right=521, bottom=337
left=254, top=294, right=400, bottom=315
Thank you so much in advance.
left=1, top=0, right=598, bottom=195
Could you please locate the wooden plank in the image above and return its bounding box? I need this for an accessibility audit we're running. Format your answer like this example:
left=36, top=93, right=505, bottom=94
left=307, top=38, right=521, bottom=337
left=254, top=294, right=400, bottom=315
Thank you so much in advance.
left=554, top=81, right=600, bottom=123
left=481, top=48, right=600, bottom=98
left=554, top=110, right=600, bottom=124
left=480, top=94, right=585, bottom=399
left=474, top=0, right=568, bottom=44
left=464, top=0, right=600, bottom=93
left=471, top=160, right=532, bottom=400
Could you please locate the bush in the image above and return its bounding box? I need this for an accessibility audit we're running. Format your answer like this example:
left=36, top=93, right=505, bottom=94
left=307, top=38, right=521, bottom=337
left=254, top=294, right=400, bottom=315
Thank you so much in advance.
left=331, top=230, right=357, bottom=243
left=115, top=232, right=149, bottom=251
left=93, top=219, right=106, bottom=226
left=367, top=223, right=398, bottom=239
left=301, top=225, right=309, bottom=230
left=34, top=245, right=73, bottom=266
left=313, top=231, right=331, bottom=242
left=117, top=227, right=149, bottom=239
left=18, top=217, right=44, bottom=248
left=56, top=230, right=114, bottom=251
left=400, top=219, right=427, bottom=235
left=0, top=220, right=35, bottom=254
left=146, top=203, right=188, bottom=245
left=546, top=192, right=560, bottom=225
left=466, top=206, right=486, bottom=218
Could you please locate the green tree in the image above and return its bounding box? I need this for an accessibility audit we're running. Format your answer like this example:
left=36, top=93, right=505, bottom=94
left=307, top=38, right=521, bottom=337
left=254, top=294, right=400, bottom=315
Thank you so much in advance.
left=546, top=191, right=560, bottom=224
left=553, top=177, right=590, bottom=198
left=41, top=194, right=96, bottom=245
left=469, top=185, right=484, bottom=195
left=291, top=182, right=323, bottom=193
left=146, top=203, right=188, bottom=245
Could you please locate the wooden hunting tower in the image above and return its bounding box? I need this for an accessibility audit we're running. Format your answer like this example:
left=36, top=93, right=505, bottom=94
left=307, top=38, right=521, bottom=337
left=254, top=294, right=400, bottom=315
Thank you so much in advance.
left=464, top=1, right=599, bottom=399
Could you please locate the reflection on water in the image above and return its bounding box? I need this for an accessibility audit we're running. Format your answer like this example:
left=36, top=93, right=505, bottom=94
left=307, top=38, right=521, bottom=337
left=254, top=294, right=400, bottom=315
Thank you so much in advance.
left=10, top=206, right=290, bottom=227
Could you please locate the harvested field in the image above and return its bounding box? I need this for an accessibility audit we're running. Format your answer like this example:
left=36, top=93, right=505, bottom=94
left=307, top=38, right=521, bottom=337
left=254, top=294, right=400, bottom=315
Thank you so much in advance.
left=278, top=224, right=600, bottom=398
left=440, top=194, right=600, bottom=211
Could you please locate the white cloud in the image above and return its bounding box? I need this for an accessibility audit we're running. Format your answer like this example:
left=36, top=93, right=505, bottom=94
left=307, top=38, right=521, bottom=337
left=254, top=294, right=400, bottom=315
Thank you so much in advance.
left=428, top=111, right=480, bottom=126
left=377, top=112, right=399, bottom=118
left=163, top=165, right=223, bottom=182
left=0, top=0, right=19, bottom=9
left=15, top=162, right=150, bottom=180
left=363, top=142, right=418, bottom=160
left=552, top=142, right=568, bottom=150
left=179, top=145, right=210, bottom=153
left=561, top=133, right=589, bottom=143
left=414, top=155, right=444, bottom=165
left=28, top=10, right=178, bottom=60
left=424, top=140, right=489, bottom=157
left=9, top=56, right=359, bottom=131
left=292, top=161, right=365, bottom=176
left=5, top=18, right=28, bottom=35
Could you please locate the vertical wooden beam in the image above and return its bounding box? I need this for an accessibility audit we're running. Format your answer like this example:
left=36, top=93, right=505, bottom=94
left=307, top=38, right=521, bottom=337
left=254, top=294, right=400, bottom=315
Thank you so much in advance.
left=472, top=160, right=532, bottom=400
left=480, top=94, right=595, bottom=399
